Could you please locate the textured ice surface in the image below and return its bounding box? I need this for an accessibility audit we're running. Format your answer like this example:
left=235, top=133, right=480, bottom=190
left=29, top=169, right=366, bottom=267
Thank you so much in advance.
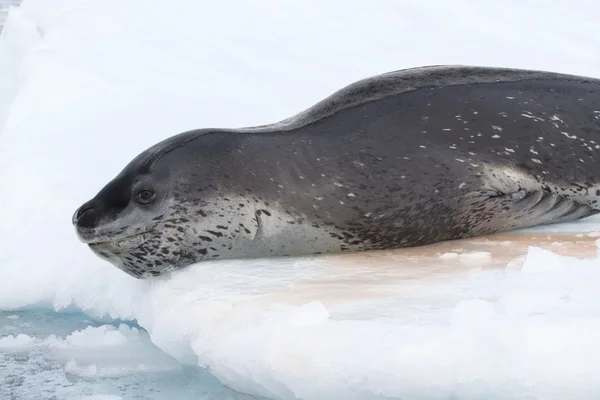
left=1, top=0, right=600, bottom=399
left=0, top=310, right=259, bottom=399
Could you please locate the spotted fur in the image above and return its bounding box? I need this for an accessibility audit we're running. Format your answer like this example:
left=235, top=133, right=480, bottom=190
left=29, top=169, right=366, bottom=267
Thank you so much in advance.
left=73, top=65, right=600, bottom=278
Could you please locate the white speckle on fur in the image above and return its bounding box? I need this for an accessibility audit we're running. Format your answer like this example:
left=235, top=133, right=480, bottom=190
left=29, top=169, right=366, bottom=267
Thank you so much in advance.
left=532, top=158, right=542, bottom=164
left=458, top=182, right=466, bottom=189
left=492, top=134, right=500, bottom=139
left=339, top=201, right=345, bottom=205
left=468, top=152, right=476, bottom=156
left=314, top=196, right=323, bottom=201
left=506, top=96, right=515, bottom=100
left=550, top=115, right=564, bottom=123
left=347, top=193, right=355, bottom=197
left=492, top=125, right=503, bottom=131
left=449, top=145, right=457, bottom=150
left=333, top=182, right=344, bottom=187
left=561, top=131, right=577, bottom=139
left=521, top=112, right=545, bottom=122
left=505, top=148, right=515, bottom=153
left=455, top=158, right=465, bottom=162
left=530, top=147, right=539, bottom=155
left=443, top=128, right=452, bottom=131
left=364, top=213, right=372, bottom=217
left=420, top=145, right=426, bottom=148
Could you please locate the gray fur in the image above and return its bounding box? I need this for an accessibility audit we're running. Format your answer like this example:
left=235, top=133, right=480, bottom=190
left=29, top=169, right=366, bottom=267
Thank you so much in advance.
left=73, top=65, right=600, bottom=278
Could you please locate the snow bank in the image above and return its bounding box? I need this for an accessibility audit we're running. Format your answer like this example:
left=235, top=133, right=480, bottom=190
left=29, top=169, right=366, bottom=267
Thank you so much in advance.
left=1, top=0, right=600, bottom=399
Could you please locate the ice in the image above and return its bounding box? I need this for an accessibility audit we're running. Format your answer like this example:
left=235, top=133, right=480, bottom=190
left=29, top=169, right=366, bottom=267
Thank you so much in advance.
left=0, top=333, right=35, bottom=351
left=46, top=324, right=182, bottom=380
left=439, top=252, right=459, bottom=260
left=1, top=0, right=600, bottom=399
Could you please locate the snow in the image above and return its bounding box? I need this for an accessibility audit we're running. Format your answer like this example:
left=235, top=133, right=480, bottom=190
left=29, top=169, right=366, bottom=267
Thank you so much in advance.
left=1, top=0, right=600, bottom=399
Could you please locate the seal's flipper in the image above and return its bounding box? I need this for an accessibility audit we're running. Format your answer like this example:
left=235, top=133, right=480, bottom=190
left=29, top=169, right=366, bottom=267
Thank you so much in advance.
left=468, top=189, right=598, bottom=234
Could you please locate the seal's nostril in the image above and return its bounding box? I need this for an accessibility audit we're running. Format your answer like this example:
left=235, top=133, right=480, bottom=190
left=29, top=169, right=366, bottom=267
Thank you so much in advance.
left=73, top=202, right=95, bottom=225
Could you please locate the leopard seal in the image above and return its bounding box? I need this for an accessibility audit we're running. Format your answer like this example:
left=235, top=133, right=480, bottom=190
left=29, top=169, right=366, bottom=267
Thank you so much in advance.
left=73, top=65, right=600, bottom=278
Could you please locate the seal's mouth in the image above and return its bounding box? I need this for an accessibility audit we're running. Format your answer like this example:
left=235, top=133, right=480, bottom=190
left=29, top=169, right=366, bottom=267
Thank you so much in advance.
left=87, top=230, right=154, bottom=252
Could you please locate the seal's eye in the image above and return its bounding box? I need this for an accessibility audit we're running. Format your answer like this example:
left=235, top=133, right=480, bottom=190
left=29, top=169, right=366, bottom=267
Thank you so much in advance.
left=134, top=189, right=156, bottom=205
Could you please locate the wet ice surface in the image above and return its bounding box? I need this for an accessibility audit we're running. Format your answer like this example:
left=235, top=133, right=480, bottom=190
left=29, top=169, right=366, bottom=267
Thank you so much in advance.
left=0, top=310, right=260, bottom=400
left=1, top=0, right=600, bottom=399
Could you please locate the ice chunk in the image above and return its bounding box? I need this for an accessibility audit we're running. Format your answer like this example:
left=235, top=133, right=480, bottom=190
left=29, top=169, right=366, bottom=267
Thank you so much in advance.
left=439, top=252, right=459, bottom=260
left=0, top=333, right=34, bottom=351
left=47, top=324, right=181, bottom=378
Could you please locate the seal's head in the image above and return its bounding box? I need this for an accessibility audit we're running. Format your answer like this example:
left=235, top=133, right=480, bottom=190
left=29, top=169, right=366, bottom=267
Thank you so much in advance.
left=72, top=129, right=259, bottom=278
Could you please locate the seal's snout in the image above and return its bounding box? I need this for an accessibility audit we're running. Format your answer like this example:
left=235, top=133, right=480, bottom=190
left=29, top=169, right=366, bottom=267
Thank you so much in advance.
left=72, top=200, right=102, bottom=232
left=73, top=202, right=93, bottom=224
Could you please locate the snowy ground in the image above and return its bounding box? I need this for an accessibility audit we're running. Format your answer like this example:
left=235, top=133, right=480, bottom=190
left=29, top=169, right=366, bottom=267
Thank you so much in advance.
left=1, top=0, right=600, bottom=399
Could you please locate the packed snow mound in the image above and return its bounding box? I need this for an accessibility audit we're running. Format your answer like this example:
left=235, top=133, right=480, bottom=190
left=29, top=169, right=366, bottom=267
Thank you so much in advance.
left=1, top=0, right=600, bottom=399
